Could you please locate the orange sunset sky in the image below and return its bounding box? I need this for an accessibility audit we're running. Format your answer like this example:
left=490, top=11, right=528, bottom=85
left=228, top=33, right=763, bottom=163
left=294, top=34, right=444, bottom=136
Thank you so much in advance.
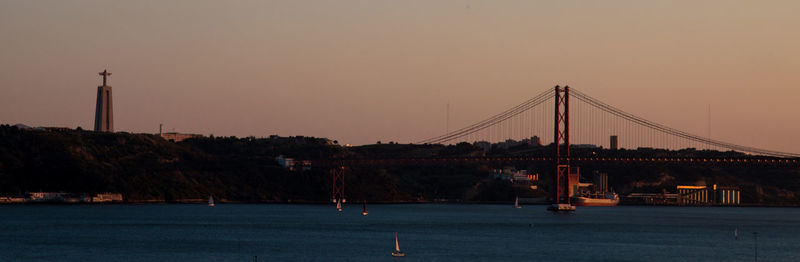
left=1, top=1, right=799, bottom=151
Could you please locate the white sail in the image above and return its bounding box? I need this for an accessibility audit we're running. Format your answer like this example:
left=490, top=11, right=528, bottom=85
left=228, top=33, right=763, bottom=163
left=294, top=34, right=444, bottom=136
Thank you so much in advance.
left=391, top=232, right=405, bottom=257
left=395, top=233, right=400, bottom=252
left=208, top=196, right=214, bottom=206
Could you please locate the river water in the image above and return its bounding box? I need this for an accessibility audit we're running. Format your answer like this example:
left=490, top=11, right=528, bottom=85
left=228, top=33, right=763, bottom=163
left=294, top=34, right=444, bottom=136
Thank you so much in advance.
left=0, top=204, right=797, bottom=261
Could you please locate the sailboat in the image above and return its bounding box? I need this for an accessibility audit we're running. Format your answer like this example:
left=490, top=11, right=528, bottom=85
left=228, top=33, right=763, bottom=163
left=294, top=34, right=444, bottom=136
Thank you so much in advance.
left=336, top=199, right=342, bottom=212
left=514, top=195, right=521, bottom=209
left=361, top=201, right=369, bottom=216
left=208, top=195, right=215, bottom=207
left=391, top=232, right=405, bottom=257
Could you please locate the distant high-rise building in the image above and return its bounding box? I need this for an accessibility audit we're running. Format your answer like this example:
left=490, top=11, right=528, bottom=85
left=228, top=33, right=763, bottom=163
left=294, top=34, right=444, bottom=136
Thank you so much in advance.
left=94, top=70, right=113, bottom=132
left=610, top=135, right=618, bottom=150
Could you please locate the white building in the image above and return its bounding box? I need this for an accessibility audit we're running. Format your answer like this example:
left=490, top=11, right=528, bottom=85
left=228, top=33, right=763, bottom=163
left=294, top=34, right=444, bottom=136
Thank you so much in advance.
left=92, top=193, right=123, bottom=203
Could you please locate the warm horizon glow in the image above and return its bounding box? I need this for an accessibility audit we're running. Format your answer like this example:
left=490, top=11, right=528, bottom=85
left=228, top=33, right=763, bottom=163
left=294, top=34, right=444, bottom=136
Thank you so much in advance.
left=1, top=1, right=799, bottom=152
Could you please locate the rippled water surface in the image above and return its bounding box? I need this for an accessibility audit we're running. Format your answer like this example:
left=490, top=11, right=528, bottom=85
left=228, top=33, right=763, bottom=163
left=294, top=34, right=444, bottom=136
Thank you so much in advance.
left=0, top=204, right=797, bottom=261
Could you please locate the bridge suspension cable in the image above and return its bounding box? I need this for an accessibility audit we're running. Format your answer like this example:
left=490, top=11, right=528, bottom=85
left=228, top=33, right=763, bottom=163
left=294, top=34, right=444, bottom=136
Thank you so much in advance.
left=417, top=88, right=554, bottom=144
left=570, top=89, right=800, bottom=158
left=417, top=85, right=800, bottom=158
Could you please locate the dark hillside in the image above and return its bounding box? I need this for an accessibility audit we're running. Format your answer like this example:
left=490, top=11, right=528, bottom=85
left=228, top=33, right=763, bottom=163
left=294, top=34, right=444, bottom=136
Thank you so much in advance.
left=0, top=125, right=798, bottom=205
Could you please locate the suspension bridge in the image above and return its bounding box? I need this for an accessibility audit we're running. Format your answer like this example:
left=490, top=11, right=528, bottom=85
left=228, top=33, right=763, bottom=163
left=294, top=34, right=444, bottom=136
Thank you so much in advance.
left=324, top=86, right=800, bottom=210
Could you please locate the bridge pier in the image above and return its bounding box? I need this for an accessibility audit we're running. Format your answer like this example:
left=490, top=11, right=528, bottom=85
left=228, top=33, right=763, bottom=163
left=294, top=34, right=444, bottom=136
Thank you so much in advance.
left=331, top=165, right=345, bottom=203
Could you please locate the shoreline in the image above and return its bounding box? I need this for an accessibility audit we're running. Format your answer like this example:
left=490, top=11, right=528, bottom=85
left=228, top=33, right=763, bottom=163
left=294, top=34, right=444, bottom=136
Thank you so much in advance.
left=2, top=200, right=798, bottom=207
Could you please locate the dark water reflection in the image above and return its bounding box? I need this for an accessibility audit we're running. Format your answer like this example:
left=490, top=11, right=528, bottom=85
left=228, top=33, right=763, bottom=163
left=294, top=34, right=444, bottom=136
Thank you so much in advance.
left=0, top=204, right=797, bottom=261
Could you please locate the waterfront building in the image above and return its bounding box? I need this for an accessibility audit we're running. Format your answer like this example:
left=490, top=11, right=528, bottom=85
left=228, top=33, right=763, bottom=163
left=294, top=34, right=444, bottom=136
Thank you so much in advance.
left=28, top=192, right=70, bottom=202
left=678, top=186, right=709, bottom=205
left=623, top=192, right=680, bottom=205
left=91, top=193, right=124, bottom=203
left=714, top=185, right=741, bottom=205
left=677, top=184, right=740, bottom=205
left=0, top=197, right=25, bottom=203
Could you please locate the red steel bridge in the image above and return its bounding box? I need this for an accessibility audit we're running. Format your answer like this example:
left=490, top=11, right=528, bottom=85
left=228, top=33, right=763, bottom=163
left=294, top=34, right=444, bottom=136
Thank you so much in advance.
left=324, top=86, right=800, bottom=209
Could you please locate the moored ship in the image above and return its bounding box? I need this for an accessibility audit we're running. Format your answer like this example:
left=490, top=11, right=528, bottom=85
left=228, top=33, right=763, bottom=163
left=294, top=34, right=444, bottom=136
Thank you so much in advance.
left=571, top=192, right=619, bottom=206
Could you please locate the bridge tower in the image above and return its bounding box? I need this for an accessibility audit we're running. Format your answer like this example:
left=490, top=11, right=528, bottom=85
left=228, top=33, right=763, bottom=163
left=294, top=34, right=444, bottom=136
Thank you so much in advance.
left=549, top=85, right=575, bottom=211
left=331, top=165, right=345, bottom=204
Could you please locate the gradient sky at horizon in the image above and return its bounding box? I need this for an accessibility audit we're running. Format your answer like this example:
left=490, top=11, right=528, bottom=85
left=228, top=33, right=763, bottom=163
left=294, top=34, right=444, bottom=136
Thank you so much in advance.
left=1, top=1, right=799, bottom=151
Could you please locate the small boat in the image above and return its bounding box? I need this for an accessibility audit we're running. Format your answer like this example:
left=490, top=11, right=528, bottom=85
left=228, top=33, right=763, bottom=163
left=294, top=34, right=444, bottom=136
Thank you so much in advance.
left=514, top=196, right=521, bottom=209
left=547, top=203, right=576, bottom=212
left=208, top=196, right=215, bottom=207
left=361, top=201, right=369, bottom=216
left=391, top=232, right=405, bottom=257
left=336, top=199, right=342, bottom=212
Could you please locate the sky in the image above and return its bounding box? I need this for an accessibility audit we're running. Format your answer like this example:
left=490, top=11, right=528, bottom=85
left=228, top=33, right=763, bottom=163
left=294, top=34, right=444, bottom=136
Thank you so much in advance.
left=1, top=0, right=799, bottom=152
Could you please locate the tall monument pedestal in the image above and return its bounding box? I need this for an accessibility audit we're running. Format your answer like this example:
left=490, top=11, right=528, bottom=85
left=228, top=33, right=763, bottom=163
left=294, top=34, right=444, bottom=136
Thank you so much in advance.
left=94, top=70, right=114, bottom=132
